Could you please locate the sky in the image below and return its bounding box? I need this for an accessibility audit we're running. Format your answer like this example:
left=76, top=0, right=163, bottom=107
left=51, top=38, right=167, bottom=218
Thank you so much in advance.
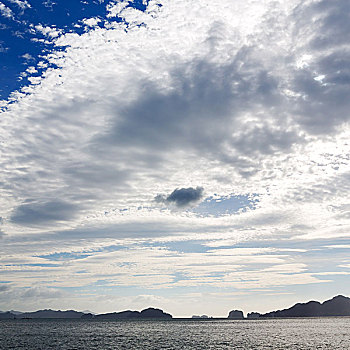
left=0, top=0, right=349, bottom=317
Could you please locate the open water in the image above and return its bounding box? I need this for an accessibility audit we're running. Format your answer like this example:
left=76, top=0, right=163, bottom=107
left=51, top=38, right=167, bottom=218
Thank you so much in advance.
left=0, top=318, right=349, bottom=349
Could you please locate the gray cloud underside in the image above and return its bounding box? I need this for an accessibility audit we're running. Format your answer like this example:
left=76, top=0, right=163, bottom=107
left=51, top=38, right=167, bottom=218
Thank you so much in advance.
left=10, top=200, right=78, bottom=226
left=96, top=0, right=350, bottom=159
left=95, top=58, right=300, bottom=165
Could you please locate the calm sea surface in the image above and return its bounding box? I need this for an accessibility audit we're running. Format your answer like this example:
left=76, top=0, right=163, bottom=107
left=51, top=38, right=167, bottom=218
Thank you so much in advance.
left=0, top=318, right=349, bottom=349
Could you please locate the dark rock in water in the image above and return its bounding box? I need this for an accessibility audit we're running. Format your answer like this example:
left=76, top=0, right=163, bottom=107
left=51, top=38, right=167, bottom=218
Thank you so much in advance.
left=0, top=311, right=16, bottom=319
left=247, top=312, right=261, bottom=319
left=261, top=295, right=350, bottom=318
left=228, top=310, right=244, bottom=319
left=96, top=308, right=172, bottom=319
left=18, top=309, right=85, bottom=319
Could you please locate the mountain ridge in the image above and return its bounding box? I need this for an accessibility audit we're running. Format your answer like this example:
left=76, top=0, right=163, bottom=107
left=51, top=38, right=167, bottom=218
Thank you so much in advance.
left=1, top=295, right=350, bottom=319
left=260, top=295, right=350, bottom=318
left=0, top=307, right=173, bottom=320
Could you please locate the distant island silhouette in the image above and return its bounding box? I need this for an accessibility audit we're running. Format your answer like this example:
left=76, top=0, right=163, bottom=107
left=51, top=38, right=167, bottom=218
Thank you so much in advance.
left=235, top=295, right=350, bottom=319
left=0, top=307, right=172, bottom=320
left=259, top=295, right=350, bottom=318
left=228, top=310, right=244, bottom=319
left=92, top=308, right=172, bottom=320
left=1, top=295, right=350, bottom=320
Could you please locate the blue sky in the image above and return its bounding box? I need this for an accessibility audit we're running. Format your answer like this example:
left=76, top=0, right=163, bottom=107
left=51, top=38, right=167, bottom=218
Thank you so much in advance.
left=0, top=0, right=147, bottom=100
left=0, top=0, right=349, bottom=317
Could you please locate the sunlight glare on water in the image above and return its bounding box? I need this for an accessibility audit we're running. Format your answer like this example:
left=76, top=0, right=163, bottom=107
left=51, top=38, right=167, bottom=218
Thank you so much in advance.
left=0, top=318, right=349, bottom=349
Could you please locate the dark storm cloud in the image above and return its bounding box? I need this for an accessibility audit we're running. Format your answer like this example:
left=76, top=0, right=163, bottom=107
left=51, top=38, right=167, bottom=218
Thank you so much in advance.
left=155, top=187, right=204, bottom=208
left=10, top=199, right=78, bottom=226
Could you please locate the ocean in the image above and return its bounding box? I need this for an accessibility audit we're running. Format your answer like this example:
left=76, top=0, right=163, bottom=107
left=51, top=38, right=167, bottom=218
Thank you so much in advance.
left=0, top=318, right=349, bottom=349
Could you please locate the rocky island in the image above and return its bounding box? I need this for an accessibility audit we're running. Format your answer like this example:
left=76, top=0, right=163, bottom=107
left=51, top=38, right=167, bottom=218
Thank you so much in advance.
left=260, top=295, right=350, bottom=318
left=17, top=309, right=86, bottom=319
left=227, top=295, right=350, bottom=319
left=0, top=307, right=172, bottom=320
left=95, top=307, right=172, bottom=319
left=2, top=295, right=350, bottom=320
left=228, top=310, right=244, bottom=319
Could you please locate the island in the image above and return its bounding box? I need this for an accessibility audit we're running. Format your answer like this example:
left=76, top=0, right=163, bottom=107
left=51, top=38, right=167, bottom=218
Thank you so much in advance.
left=1, top=295, right=350, bottom=320
left=227, top=295, right=350, bottom=319
left=95, top=307, right=172, bottom=319
left=0, top=307, right=172, bottom=320
left=260, top=295, right=350, bottom=318
left=14, top=309, right=86, bottom=319
left=227, top=310, right=244, bottom=319
left=0, top=311, right=16, bottom=319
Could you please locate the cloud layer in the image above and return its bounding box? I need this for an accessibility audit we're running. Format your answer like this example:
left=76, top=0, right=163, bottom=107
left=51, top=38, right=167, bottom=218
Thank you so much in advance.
left=0, top=0, right=349, bottom=315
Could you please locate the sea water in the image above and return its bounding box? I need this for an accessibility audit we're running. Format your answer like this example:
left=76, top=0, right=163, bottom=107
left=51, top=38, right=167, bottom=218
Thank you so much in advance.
left=0, top=318, right=349, bottom=349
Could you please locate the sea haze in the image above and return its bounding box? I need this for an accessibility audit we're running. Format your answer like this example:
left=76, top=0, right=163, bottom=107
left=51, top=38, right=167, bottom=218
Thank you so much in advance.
left=0, top=318, right=349, bottom=350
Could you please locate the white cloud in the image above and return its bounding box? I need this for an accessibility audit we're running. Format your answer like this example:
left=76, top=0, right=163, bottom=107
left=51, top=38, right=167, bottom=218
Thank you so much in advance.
left=8, top=0, right=31, bottom=10
left=0, top=2, right=14, bottom=18
left=34, top=24, right=62, bottom=38
left=106, top=0, right=129, bottom=18
left=82, top=17, right=101, bottom=28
